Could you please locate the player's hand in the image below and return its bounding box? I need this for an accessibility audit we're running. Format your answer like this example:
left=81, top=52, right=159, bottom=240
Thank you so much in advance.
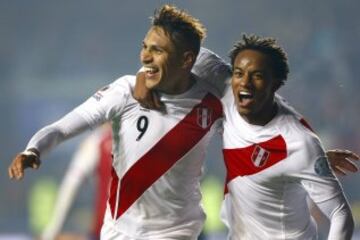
left=326, top=149, right=359, bottom=176
left=133, top=71, right=164, bottom=110
left=8, top=148, right=41, bottom=180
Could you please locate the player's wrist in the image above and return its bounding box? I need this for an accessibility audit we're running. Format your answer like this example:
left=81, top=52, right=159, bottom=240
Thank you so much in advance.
left=22, top=148, right=40, bottom=158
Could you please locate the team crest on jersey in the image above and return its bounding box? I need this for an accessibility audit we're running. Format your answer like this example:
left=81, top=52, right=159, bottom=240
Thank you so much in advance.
left=251, top=145, right=270, bottom=167
left=196, top=106, right=212, bottom=129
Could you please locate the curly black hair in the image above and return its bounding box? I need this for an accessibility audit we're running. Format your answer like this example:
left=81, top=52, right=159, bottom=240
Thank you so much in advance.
left=229, top=34, right=289, bottom=90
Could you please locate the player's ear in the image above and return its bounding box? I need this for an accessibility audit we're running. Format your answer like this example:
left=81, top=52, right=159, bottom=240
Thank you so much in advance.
left=182, top=51, right=196, bottom=70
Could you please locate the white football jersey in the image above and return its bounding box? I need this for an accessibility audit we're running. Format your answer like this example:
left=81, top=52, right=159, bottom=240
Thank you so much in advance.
left=74, top=75, right=223, bottom=239
left=220, top=91, right=352, bottom=240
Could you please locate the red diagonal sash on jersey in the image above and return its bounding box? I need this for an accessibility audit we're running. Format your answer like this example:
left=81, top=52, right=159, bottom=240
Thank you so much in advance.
left=109, top=93, right=222, bottom=219
left=223, top=135, right=287, bottom=193
left=300, top=118, right=314, bottom=132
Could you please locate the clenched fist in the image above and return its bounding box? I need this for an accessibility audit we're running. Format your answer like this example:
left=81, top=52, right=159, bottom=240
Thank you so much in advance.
left=8, top=148, right=41, bottom=180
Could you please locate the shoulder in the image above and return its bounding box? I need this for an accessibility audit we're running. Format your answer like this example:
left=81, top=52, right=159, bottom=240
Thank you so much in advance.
left=93, top=75, right=135, bottom=101
left=278, top=104, right=326, bottom=167
left=276, top=95, right=312, bottom=132
left=110, top=75, right=136, bottom=92
left=193, top=75, right=222, bottom=99
left=85, top=75, right=136, bottom=115
left=193, top=47, right=231, bottom=78
left=275, top=100, right=334, bottom=177
left=275, top=94, right=303, bottom=119
left=276, top=97, right=321, bottom=148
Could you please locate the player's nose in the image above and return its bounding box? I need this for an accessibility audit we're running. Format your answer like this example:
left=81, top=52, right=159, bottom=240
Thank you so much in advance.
left=239, top=73, right=251, bottom=87
left=140, top=49, right=153, bottom=64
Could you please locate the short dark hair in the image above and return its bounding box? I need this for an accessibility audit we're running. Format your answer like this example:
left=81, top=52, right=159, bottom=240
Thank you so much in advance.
left=229, top=34, right=289, bottom=90
left=151, top=4, right=206, bottom=56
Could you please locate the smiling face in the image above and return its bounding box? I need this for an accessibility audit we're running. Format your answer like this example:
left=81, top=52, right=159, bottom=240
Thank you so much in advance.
left=140, top=26, right=187, bottom=94
left=231, top=49, right=278, bottom=125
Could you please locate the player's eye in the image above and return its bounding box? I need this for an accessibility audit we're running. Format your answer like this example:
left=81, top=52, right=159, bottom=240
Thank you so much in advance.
left=233, top=70, right=243, bottom=78
left=252, top=73, right=264, bottom=80
left=152, top=47, right=163, bottom=54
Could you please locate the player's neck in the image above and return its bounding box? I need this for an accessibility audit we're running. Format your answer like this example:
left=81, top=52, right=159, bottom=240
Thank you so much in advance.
left=162, top=72, right=195, bottom=95
left=242, top=100, right=278, bottom=126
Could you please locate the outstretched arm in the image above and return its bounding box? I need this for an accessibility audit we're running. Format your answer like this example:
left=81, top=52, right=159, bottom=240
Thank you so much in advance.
left=9, top=76, right=130, bottom=181
left=8, top=111, right=91, bottom=180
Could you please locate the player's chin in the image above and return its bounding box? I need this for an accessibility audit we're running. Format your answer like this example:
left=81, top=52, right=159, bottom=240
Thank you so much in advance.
left=145, top=78, right=160, bottom=90
left=236, top=104, right=253, bottom=116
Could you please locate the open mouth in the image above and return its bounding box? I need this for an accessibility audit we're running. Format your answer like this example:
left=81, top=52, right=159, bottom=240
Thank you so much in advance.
left=238, top=91, right=254, bottom=106
left=143, top=66, right=159, bottom=77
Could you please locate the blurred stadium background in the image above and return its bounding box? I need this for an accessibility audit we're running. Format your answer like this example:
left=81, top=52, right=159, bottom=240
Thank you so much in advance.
left=1, top=0, right=359, bottom=239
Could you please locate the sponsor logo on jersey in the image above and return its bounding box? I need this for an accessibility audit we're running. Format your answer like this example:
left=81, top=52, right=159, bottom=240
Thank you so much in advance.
left=93, top=85, right=110, bottom=101
left=251, top=145, right=270, bottom=167
left=139, top=107, right=150, bottom=112
left=93, top=92, right=103, bottom=101
left=196, top=106, right=212, bottom=129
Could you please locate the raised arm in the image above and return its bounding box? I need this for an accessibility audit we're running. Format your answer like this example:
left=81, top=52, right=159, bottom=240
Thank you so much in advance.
left=8, top=111, right=92, bottom=180
left=8, top=76, right=130, bottom=180
left=191, top=47, right=231, bottom=95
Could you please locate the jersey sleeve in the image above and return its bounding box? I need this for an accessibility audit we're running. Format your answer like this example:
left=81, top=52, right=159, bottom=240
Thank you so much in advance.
left=277, top=95, right=316, bottom=133
left=74, top=75, right=133, bottom=126
left=26, top=76, right=132, bottom=156
left=25, top=111, right=92, bottom=155
left=192, top=47, right=232, bottom=97
left=289, top=135, right=354, bottom=239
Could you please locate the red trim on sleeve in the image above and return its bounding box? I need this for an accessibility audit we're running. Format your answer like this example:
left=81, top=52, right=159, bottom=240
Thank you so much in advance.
left=300, top=118, right=314, bottom=132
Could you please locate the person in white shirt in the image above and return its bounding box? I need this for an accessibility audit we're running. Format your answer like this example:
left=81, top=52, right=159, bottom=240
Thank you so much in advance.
left=134, top=39, right=358, bottom=240
left=8, top=4, right=358, bottom=239
left=8, top=4, right=226, bottom=240
left=220, top=34, right=354, bottom=239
